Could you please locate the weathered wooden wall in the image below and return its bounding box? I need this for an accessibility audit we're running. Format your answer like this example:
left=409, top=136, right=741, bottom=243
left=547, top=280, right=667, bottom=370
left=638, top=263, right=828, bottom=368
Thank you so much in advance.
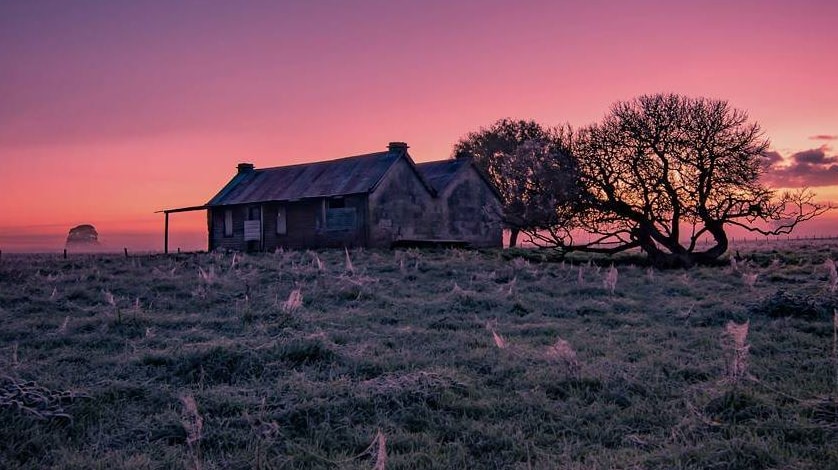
left=209, top=206, right=246, bottom=251
left=210, top=195, right=368, bottom=251
left=262, top=196, right=367, bottom=250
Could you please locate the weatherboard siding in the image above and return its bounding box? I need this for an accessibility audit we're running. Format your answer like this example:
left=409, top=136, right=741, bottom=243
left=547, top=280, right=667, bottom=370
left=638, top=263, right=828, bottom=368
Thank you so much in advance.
left=209, top=205, right=248, bottom=251
left=262, top=196, right=367, bottom=250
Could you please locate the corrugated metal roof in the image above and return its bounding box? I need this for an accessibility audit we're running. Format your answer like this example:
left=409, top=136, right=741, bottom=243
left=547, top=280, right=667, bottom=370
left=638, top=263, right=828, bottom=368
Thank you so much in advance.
left=416, top=159, right=468, bottom=193
left=417, top=158, right=503, bottom=201
left=207, top=150, right=403, bottom=206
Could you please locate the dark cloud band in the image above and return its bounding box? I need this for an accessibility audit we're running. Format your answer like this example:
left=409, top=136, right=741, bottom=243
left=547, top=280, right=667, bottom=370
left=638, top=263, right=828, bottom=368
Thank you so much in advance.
left=762, top=145, right=838, bottom=187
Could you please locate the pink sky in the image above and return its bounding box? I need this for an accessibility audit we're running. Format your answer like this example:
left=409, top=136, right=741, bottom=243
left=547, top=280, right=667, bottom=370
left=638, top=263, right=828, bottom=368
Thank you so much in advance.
left=2, top=0, right=837, bottom=252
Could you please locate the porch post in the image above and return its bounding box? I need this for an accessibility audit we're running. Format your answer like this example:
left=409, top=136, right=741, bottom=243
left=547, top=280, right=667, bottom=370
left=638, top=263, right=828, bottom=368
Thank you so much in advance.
left=260, top=204, right=265, bottom=252
left=164, top=211, right=170, bottom=254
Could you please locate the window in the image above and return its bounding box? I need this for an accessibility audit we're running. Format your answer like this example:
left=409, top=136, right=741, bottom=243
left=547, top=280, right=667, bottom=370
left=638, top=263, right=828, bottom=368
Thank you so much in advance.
left=327, top=198, right=346, bottom=209
left=325, top=198, right=356, bottom=231
left=276, top=206, right=287, bottom=235
left=224, top=209, right=233, bottom=237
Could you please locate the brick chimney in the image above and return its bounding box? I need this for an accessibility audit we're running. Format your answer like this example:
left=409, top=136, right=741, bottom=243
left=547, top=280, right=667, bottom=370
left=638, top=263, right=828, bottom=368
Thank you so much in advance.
left=388, top=142, right=408, bottom=152
left=237, top=162, right=255, bottom=174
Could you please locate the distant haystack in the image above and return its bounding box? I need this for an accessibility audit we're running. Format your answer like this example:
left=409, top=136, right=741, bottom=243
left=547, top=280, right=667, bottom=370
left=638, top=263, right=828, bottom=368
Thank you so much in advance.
left=66, top=224, right=100, bottom=246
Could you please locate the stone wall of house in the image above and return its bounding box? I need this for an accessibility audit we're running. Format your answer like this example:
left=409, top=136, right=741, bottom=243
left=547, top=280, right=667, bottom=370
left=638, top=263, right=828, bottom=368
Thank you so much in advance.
left=435, top=165, right=503, bottom=248
left=367, top=157, right=439, bottom=247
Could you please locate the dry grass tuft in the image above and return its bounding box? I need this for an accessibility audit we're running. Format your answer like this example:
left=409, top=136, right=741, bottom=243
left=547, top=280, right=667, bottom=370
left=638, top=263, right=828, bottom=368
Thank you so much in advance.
left=451, top=282, right=465, bottom=296
left=282, top=289, right=303, bottom=313
left=730, top=257, right=739, bottom=273
left=180, top=394, right=204, bottom=470
left=491, top=328, right=507, bottom=349
left=11, top=343, right=18, bottom=368
left=724, top=320, right=750, bottom=383
left=450, top=282, right=476, bottom=299
left=58, top=315, right=70, bottom=335
left=197, top=266, right=216, bottom=284
left=826, top=259, right=837, bottom=293
left=103, top=290, right=116, bottom=307
left=834, top=309, right=838, bottom=394
left=743, top=272, right=758, bottom=290
left=511, top=257, right=530, bottom=272
left=344, top=248, right=355, bottom=275
left=603, top=264, right=618, bottom=294
left=369, top=429, right=387, bottom=470
left=501, top=276, right=517, bottom=297
left=545, top=338, right=580, bottom=375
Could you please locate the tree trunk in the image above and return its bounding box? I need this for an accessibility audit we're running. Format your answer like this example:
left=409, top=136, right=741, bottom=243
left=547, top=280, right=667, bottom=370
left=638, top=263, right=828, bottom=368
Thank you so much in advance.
left=637, top=222, right=729, bottom=268
left=693, top=221, right=729, bottom=265
left=640, top=241, right=694, bottom=269
left=509, top=229, right=520, bottom=248
left=636, top=227, right=696, bottom=269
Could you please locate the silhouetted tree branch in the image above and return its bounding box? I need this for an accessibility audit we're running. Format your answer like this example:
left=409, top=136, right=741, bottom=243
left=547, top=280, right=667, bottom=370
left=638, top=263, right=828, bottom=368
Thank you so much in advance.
left=541, top=94, right=830, bottom=267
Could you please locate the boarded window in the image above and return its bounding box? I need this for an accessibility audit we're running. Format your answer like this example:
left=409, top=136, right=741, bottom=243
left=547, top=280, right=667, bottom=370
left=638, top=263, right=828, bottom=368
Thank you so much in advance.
left=224, top=209, right=233, bottom=237
left=323, top=198, right=355, bottom=231
left=244, top=220, right=261, bottom=241
left=276, top=206, right=287, bottom=234
left=326, top=208, right=356, bottom=231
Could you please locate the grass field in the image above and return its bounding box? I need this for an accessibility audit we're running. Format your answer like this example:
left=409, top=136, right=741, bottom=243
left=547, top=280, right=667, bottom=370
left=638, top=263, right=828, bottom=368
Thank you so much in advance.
left=1, top=242, right=838, bottom=469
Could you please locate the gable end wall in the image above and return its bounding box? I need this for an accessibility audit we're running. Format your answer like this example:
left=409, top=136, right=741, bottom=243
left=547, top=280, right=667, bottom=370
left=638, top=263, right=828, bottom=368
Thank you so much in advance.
left=436, top=165, right=503, bottom=248
left=367, top=158, right=439, bottom=247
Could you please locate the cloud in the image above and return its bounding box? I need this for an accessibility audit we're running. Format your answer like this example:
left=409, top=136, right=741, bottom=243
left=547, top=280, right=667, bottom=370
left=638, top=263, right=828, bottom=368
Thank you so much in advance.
left=809, top=134, right=838, bottom=141
left=761, top=150, right=783, bottom=167
left=762, top=145, right=838, bottom=188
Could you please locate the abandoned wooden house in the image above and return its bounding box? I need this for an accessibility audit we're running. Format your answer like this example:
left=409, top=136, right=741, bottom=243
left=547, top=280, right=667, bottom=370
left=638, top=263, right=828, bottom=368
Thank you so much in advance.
left=162, top=142, right=503, bottom=252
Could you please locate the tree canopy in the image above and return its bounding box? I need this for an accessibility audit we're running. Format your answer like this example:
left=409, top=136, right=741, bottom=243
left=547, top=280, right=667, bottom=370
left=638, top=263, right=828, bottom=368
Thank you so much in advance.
left=453, top=119, right=579, bottom=247
left=455, top=94, right=829, bottom=267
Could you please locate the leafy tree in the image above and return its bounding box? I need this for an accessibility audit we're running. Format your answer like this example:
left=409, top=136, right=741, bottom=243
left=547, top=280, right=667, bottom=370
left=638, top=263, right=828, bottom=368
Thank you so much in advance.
left=553, top=94, right=828, bottom=267
left=453, top=119, right=579, bottom=247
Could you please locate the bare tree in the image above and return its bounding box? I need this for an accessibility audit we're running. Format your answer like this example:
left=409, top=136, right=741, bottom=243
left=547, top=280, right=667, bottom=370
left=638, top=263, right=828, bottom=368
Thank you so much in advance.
left=453, top=119, right=578, bottom=247
left=544, top=94, right=828, bottom=267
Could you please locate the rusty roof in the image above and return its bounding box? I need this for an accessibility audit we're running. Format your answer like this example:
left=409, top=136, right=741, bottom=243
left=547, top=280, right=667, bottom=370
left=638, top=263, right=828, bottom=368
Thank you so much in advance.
left=207, top=148, right=436, bottom=206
